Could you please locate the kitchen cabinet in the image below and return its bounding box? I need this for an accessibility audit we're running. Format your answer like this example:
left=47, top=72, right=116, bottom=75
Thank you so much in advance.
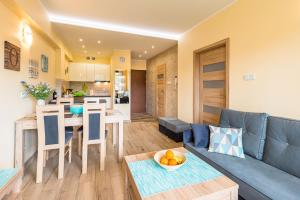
left=86, top=63, right=95, bottom=82
left=69, top=63, right=86, bottom=81
left=69, top=63, right=110, bottom=82
left=95, top=64, right=110, bottom=81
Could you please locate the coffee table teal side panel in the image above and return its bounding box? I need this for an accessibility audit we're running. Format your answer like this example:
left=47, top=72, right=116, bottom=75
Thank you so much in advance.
left=128, top=152, right=222, bottom=198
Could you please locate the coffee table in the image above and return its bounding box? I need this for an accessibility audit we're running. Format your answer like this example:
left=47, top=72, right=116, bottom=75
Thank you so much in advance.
left=124, top=147, right=238, bottom=200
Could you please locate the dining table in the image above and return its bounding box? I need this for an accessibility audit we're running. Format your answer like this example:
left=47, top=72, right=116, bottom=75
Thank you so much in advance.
left=15, top=109, right=124, bottom=175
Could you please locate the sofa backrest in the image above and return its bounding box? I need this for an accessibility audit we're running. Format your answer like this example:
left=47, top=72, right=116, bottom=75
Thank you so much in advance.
left=263, top=116, right=300, bottom=178
left=220, top=109, right=268, bottom=160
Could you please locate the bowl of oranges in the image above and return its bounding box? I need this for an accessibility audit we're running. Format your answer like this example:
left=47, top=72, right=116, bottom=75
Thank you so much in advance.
left=154, top=149, right=186, bottom=171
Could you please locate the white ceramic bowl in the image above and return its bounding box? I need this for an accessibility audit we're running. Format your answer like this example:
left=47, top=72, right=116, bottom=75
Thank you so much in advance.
left=154, top=150, right=187, bottom=171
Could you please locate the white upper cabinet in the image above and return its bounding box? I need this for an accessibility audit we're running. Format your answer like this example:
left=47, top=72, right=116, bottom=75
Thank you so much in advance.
left=69, top=63, right=110, bottom=82
left=95, top=64, right=110, bottom=81
left=69, top=63, right=86, bottom=81
left=86, top=63, right=95, bottom=82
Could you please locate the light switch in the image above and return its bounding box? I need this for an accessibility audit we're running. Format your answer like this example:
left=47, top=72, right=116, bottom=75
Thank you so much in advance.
left=243, top=74, right=256, bottom=81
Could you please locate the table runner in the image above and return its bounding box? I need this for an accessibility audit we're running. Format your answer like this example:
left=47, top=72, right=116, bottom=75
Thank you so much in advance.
left=128, top=152, right=222, bottom=198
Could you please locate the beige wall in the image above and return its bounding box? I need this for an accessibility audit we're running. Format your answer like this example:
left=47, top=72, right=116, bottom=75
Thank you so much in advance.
left=0, top=2, right=64, bottom=168
left=178, top=0, right=300, bottom=122
left=146, top=45, right=178, bottom=117
left=132, top=59, right=146, bottom=70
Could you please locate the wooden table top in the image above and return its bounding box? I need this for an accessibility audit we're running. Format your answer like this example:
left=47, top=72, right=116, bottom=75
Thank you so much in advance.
left=124, top=147, right=238, bottom=200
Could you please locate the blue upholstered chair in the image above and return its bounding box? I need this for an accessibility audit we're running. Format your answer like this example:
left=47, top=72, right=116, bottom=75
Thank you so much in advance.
left=81, top=103, right=106, bottom=174
left=36, top=105, right=73, bottom=183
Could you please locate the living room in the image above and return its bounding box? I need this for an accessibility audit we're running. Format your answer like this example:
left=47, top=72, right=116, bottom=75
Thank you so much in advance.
left=0, top=0, right=299, bottom=200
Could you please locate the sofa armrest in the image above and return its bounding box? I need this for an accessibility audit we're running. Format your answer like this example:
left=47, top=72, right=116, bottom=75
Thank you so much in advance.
left=183, top=129, right=193, bottom=144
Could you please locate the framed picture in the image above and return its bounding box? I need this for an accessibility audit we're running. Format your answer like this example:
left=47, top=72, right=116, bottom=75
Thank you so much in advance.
left=28, top=59, right=39, bottom=79
left=4, top=41, right=20, bottom=71
left=41, top=54, right=48, bottom=72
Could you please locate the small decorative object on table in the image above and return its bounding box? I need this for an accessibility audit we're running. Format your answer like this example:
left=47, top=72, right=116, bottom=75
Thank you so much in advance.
left=70, top=105, right=83, bottom=115
left=21, top=81, right=53, bottom=106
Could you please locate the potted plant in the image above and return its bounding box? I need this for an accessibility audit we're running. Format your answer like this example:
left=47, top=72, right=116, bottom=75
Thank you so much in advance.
left=21, top=81, right=53, bottom=106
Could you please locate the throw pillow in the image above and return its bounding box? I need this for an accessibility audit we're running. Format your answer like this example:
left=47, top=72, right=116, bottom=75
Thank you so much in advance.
left=192, top=124, right=209, bottom=148
left=208, top=125, right=245, bottom=158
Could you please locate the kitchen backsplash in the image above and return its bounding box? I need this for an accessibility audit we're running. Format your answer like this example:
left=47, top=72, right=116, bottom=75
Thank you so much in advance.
left=69, top=82, right=111, bottom=96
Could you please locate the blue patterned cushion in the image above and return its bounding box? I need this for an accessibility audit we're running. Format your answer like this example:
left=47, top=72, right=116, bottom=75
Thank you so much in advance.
left=208, top=125, right=245, bottom=158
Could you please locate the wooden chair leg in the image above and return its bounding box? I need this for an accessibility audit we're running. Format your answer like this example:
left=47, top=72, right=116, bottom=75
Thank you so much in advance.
left=68, top=140, right=72, bottom=163
left=58, top=147, right=64, bottom=179
left=82, top=143, right=88, bottom=174
left=43, top=150, right=47, bottom=167
left=78, top=132, right=82, bottom=156
left=36, top=147, right=44, bottom=183
left=100, top=141, right=106, bottom=171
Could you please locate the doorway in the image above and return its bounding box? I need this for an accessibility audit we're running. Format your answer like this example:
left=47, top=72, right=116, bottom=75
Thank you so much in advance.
left=193, top=39, right=229, bottom=124
left=156, top=64, right=166, bottom=117
left=131, top=70, right=146, bottom=115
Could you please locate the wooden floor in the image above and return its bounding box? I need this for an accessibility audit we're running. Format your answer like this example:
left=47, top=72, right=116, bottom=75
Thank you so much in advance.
left=6, top=122, right=181, bottom=200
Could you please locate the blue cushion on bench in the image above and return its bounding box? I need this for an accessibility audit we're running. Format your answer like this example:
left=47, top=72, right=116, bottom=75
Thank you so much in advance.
left=0, top=168, right=18, bottom=189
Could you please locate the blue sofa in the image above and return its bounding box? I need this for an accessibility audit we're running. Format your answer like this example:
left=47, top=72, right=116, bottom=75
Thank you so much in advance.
left=183, top=109, right=300, bottom=200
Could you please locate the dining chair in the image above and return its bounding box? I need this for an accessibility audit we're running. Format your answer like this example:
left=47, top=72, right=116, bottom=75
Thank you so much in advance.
left=81, top=103, right=107, bottom=173
left=57, top=97, right=74, bottom=133
left=84, top=97, right=100, bottom=104
left=57, top=97, right=74, bottom=111
left=36, top=105, right=73, bottom=183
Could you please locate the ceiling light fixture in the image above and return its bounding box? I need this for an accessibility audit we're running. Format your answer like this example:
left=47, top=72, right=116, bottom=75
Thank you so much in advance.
left=138, top=54, right=142, bottom=58
left=49, top=14, right=180, bottom=40
left=97, top=40, right=101, bottom=44
left=79, top=38, right=83, bottom=42
left=97, top=51, right=101, bottom=55
left=84, top=50, right=87, bottom=54
left=144, top=50, right=148, bottom=54
left=82, top=45, right=85, bottom=48
left=151, top=45, right=155, bottom=49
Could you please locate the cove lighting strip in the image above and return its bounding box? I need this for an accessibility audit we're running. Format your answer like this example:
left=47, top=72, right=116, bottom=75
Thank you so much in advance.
left=49, top=14, right=180, bottom=40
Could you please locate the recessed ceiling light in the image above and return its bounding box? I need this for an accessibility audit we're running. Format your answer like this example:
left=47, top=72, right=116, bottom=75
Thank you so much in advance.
left=79, top=38, right=83, bottom=42
left=151, top=45, right=155, bottom=49
left=82, top=45, right=85, bottom=48
left=144, top=50, right=148, bottom=54
left=84, top=50, right=87, bottom=54
left=97, top=51, right=101, bottom=55
left=97, top=40, right=101, bottom=44
left=49, top=14, right=180, bottom=40
left=138, top=54, right=142, bottom=58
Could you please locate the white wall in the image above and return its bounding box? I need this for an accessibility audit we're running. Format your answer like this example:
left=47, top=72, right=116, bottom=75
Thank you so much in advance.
left=0, top=2, right=57, bottom=168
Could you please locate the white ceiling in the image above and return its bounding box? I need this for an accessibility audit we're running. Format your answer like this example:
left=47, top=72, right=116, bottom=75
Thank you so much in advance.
left=41, top=0, right=235, bottom=59
left=52, top=23, right=177, bottom=59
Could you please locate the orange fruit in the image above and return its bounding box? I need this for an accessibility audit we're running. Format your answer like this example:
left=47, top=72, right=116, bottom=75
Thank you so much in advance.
left=165, top=150, right=174, bottom=159
left=168, top=159, right=177, bottom=166
left=160, top=156, right=168, bottom=165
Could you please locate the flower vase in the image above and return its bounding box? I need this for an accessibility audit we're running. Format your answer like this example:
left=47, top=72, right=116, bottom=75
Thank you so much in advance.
left=37, top=99, right=46, bottom=106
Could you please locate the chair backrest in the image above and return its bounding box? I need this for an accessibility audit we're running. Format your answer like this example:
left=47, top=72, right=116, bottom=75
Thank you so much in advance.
left=57, top=97, right=74, bottom=111
left=84, top=97, right=100, bottom=104
left=36, top=105, right=65, bottom=148
left=83, top=103, right=106, bottom=143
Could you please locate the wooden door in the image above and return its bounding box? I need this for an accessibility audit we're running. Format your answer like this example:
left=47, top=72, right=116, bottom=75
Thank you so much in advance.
left=194, top=40, right=228, bottom=125
left=131, top=70, right=146, bottom=113
left=156, top=64, right=166, bottom=117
